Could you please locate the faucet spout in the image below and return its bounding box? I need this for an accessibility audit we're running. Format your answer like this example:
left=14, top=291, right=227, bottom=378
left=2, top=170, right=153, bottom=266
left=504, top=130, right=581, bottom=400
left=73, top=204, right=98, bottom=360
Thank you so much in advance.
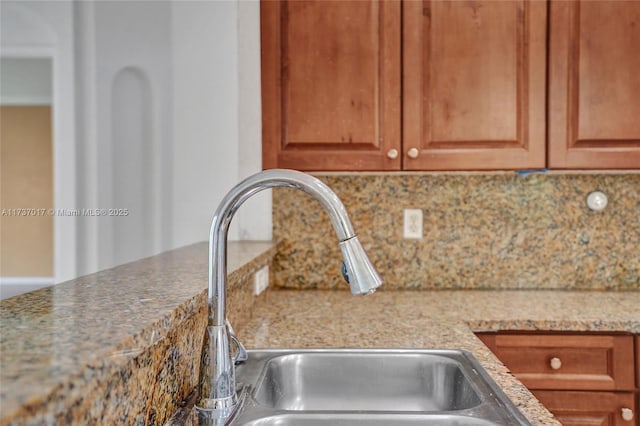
left=196, top=169, right=382, bottom=424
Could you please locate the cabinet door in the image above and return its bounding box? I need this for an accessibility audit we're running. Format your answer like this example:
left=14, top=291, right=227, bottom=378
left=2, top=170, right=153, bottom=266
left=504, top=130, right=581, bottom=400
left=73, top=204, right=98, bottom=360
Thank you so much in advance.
left=402, top=0, right=546, bottom=170
left=548, top=0, right=640, bottom=169
left=261, top=0, right=401, bottom=171
left=533, top=391, right=636, bottom=426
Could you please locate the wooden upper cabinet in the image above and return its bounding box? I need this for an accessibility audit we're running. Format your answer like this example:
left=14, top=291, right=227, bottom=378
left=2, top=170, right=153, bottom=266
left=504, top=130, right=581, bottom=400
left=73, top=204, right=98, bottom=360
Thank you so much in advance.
left=261, top=0, right=640, bottom=171
left=548, top=0, right=640, bottom=169
left=261, top=0, right=401, bottom=171
left=402, top=0, right=547, bottom=170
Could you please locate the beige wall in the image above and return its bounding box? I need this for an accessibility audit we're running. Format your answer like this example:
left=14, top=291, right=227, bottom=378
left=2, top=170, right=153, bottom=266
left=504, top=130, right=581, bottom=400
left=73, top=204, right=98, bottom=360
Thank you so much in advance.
left=1, top=106, right=53, bottom=276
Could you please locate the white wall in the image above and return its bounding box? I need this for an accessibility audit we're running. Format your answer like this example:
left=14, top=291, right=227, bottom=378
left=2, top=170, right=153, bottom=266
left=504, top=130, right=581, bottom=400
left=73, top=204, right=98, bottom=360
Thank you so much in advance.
left=171, top=0, right=270, bottom=247
left=237, top=0, right=271, bottom=241
left=76, top=0, right=173, bottom=272
left=171, top=0, right=239, bottom=247
left=1, top=0, right=77, bottom=283
left=2, top=0, right=270, bottom=291
left=0, top=57, right=52, bottom=105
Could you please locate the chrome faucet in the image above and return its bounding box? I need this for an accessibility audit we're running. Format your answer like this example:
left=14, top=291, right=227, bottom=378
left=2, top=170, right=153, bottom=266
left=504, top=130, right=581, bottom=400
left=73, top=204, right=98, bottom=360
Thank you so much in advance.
left=195, top=169, right=383, bottom=425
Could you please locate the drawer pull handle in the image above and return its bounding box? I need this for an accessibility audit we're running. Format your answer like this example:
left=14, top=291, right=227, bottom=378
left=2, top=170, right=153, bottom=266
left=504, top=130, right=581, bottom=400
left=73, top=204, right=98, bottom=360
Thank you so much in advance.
left=549, top=357, right=562, bottom=370
left=621, top=407, right=633, bottom=421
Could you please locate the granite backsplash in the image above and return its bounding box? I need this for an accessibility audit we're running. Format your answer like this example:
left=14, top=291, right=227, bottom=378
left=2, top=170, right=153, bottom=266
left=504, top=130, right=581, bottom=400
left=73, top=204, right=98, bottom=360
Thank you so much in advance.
left=272, top=172, right=639, bottom=291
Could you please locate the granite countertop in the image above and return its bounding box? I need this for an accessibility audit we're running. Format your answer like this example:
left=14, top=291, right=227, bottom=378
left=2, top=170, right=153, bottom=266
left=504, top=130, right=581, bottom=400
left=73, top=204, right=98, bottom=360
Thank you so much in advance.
left=0, top=241, right=279, bottom=426
left=237, top=289, right=640, bottom=426
left=2, top=241, right=639, bottom=425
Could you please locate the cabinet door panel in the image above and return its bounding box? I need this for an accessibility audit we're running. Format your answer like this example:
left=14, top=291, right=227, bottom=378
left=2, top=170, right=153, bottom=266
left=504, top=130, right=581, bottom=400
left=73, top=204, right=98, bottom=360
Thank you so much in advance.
left=403, top=0, right=546, bottom=170
left=548, top=0, right=640, bottom=168
left=261, top=0, right=401, bottom=171
left=533, top=391, right=636, bottom=426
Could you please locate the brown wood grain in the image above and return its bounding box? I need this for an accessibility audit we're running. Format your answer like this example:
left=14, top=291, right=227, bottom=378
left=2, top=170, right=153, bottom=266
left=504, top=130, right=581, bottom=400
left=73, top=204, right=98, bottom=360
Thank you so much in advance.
left=262, top=0, right=640, bottom=171
left=487, top=334, right=635, bottom=391
left=261, top=0, right=401, bottom=171
left=533, top=390, right=636, bottom=426
left=402, top=0, right=546, bottom=170
left=548, top=0, right=640, bottom=169
left=636, top=336, right=640, bottom=390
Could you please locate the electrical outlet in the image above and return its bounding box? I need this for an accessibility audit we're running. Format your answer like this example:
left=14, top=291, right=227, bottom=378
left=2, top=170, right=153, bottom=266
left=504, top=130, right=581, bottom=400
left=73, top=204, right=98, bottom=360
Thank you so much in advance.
left=403, top=209, right=423, bottom=239
left=254, top=266, right=269, bottom=295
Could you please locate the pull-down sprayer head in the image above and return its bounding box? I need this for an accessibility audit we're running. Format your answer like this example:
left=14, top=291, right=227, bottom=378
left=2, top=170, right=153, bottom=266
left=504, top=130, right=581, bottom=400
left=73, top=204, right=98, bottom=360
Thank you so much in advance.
left=340, top=237, right=382, bottom=295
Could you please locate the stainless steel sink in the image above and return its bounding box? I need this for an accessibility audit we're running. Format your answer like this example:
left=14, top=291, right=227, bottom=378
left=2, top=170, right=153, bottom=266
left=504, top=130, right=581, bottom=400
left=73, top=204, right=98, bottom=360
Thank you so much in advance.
left=226, top=349, right=531, bottom=426
left=253, top=352, right=480, bottom=411
left=241, top=413, right=507, bottom=425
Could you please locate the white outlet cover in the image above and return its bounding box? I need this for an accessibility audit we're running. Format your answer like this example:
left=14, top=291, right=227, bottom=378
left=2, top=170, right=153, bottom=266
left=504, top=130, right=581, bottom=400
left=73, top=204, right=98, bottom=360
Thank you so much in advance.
left=254, top=266, right=269, bottom=295
left=403, top=209, right=423, bottom=239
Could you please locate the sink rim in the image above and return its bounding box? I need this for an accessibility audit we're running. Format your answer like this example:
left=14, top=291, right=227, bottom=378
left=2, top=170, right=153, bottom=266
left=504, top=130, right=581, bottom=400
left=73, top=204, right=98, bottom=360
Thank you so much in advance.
left=239, top=412, right=512, bottom=426
left=231, top=348, right=531, bottom=426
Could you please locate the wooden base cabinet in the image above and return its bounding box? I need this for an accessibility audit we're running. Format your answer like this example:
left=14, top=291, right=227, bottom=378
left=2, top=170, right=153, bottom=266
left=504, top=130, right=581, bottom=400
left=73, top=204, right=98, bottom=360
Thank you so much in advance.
left=478, top=333, right=635, bottom=391
left=637, top=336, right=640, bottom=389
left=477, top=332, right=638, bottom=426
left=532, top=391, right=636, bottom=426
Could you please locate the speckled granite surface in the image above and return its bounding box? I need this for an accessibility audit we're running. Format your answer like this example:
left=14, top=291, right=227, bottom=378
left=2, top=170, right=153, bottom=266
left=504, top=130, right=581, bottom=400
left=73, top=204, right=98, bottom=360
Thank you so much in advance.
left=236, top=289, right=640, bottom=426
left=0, top=241, right=278, bottom=426
left=273, top=172, right=640, bottom=291
left=3, top=242, right=639, bottom=425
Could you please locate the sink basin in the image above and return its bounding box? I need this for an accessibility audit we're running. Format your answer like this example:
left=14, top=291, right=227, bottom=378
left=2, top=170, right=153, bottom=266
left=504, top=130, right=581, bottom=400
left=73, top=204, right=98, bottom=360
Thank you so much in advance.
left=227, top=349, right=531, bottom=426
left=241, top=413, right=505, bottom=426
left=253, top=352, right=480, bottom=411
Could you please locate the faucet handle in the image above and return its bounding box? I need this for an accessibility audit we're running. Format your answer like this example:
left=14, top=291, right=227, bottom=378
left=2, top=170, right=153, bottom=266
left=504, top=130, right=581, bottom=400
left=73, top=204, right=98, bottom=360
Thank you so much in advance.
left=226, top=321, right=248, bottom=364
left=230, top=334, right=248, bottom=364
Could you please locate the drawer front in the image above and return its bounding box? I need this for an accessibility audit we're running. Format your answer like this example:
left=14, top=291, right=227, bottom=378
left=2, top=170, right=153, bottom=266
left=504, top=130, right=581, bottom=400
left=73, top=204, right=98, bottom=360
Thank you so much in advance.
left=533, top=390, right=636, bottom=426
left=480, top=334, right=635, bottom=391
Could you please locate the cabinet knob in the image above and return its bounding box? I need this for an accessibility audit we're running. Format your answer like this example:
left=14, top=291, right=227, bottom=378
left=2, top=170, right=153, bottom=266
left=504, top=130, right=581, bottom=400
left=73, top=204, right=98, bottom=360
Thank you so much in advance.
left=387, top=149, right=399, bottom=160
left=549, top=357, right=562, bottom=370
left=407, top=148, right=419, bottom=159
left=621, top=407, right=633, bottom=422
